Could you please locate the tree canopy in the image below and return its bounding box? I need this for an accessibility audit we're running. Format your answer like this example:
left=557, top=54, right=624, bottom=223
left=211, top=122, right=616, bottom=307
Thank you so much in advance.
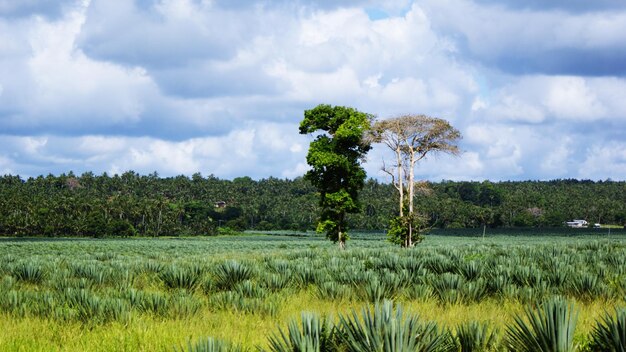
left=299, top=104, right=373, bottom=249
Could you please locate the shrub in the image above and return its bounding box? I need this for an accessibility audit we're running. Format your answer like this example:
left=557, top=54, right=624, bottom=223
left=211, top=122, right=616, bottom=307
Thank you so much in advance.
left=108, top=219, right=138, bottom=237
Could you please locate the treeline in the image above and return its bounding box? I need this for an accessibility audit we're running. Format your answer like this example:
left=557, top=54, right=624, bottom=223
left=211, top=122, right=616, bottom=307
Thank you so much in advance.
left=0, top=172, right=625, bottom=237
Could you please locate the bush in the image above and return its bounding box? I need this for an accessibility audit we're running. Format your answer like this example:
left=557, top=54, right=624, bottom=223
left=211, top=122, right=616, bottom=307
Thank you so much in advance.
left=217, top=227, right=241, bottom=236
left=108, top=219, right=137, bottom=237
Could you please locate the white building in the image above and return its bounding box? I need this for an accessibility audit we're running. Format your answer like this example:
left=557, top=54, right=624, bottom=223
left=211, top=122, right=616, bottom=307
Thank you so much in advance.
left=566, top=220, right=588, bottom=228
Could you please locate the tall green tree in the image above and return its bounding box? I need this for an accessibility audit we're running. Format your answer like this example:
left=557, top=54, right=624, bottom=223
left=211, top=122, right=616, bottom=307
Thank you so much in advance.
left=299, top=104, right=372, bottom=249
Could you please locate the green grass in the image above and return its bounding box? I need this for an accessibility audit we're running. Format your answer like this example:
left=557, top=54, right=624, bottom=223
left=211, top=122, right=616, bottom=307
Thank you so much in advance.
left=1, top=233, right=625, bottom=351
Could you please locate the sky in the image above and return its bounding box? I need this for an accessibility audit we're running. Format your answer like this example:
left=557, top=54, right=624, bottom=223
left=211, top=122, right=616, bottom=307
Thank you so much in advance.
left=1, top=0, right=625, bottom=181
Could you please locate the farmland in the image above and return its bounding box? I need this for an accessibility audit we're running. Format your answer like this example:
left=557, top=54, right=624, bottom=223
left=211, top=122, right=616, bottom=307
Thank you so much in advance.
left=1, top=233, right=626, bottom=351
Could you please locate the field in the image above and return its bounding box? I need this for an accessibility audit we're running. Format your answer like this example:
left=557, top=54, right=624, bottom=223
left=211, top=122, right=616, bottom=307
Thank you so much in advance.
left=1, top=232, right=625, bottom=351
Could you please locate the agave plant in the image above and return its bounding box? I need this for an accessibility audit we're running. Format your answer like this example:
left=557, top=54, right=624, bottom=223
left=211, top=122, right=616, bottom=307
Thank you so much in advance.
left=455, top=321, right=499, bottom=352
left=505, top=297, right=578, bottom=352
left=160, top=264, right=203, bottom=290
left=264, top=312, right=336, bottom=352
left=338, top=300, right=454, bottom=352
left=182, top=337, right=247, bottom=352
left=213, top=261, right=254, bottom=290
left=587, top=307, right=626, bottom=351
left=12, top=262, right=45, bottom=283
left=261, top=273, right=291, bottom=292
left=169, top=291, right=202, bottom=318
left=315, top=281, right=349, bottom=301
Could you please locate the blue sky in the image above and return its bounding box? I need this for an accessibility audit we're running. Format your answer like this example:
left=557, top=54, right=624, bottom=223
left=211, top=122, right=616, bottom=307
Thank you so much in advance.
left=1, top=0, right=625, bottom=181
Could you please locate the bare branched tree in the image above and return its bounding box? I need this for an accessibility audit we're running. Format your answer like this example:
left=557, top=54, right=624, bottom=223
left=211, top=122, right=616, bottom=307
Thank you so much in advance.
left=370, top=114, right=461, bottom=247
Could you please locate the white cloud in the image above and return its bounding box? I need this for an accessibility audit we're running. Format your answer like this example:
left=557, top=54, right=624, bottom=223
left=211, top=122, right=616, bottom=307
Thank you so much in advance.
left=540, top=137, right=573, bottom=176
left=543, top=77, right=606, bottom=120
left=0, top=0, right=625, bottom=182
left=579, top=142, right=626, bottom=180
left=420, top=0, right=626, bottom=75
left=480, top=75, right=626, bottom=124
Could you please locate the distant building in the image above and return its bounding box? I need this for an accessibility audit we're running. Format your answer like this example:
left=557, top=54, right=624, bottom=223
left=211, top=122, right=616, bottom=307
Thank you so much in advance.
left=214, top=201, right=226, bottom=208
left=593, top=223, right=601, bottom=228
left=566, top=219, right=588, bottom=228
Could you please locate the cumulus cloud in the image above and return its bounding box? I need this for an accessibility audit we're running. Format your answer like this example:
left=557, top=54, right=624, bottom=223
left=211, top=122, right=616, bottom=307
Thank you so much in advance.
left=0, top=0, right=625, bottom=181
left=421, top=0, right=626, bottom=76
left=475, top=75, right=626, bottom=129
left=579, top=142, right=626, bottom=180
left=0, top=121, right=308, bottom=179
left=472, top=0, right=626, bottom=13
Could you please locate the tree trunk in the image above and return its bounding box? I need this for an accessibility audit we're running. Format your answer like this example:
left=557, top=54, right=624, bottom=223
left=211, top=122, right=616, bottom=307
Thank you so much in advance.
left=397, top=146, right=403, bottom=217
left=482, top=224, right=486, bottom=239
left=407, top=148, right=416, bottom=247
left=338, top=231, right=346, bottom=250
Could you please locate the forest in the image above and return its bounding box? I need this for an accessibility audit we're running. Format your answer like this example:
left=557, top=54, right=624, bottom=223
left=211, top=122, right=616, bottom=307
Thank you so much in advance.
left=0, top=172, right=625, bottom=237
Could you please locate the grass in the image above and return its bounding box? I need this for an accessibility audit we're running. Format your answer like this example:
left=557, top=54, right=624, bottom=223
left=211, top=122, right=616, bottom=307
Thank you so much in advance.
left=1, top=233, right=625, bottom=351
left=0, top=296, right=619, bottom=351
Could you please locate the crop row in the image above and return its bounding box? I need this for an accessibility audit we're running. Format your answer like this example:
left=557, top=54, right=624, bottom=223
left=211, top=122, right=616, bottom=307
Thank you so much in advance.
left=1, top=239, right=626, bottom=323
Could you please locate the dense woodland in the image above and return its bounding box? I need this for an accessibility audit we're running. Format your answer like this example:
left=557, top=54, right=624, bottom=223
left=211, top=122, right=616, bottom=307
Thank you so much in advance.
left=0, top=172, right=625, bottom=237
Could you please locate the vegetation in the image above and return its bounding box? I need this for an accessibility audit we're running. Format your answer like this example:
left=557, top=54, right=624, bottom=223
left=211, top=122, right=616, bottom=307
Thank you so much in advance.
left=0, top=234, right=625, bottom=350
left=299, top=104, right=373, bottom=249
left=505, top=297, right=578, bottom=352
left=586, top=307, right=626, bottom=351
left=370, top=114, right=462, bottom=247
left=1, top=172, right=625, bottom=238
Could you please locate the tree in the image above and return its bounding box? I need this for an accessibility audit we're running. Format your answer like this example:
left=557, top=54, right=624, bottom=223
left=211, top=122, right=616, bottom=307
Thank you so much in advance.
left=299, top=104, right=372, bottom=249
left=370, top=114, right=461, bottom=247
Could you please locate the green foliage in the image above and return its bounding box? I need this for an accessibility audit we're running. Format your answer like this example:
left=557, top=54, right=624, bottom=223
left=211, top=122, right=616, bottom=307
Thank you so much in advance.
left=213, top=261, right=254, bottom=290
left=338, top=300, right=454, bottom=352
left=159, top=264, right=204, bottom=290
left=587, top=307, right=626, bottom=352
left=217, top=227, right=241, bottom=236
left=182, top=337, right=247, bottom=352
left=505, top=297, right=578, bottom=352
left=2, top=171, right=626, bottom=237
left=12, top=262, right=45, bottom=283
left=454, top=321, right=499, bottom=352
left=109, top=219, right=138, bottom=237
left=2, top=235, right=626, bottom=350
left=265, top=312, right=337, bottom=352
left=387, top=215, right=425, bottom=246
left=299, top=104, right=372, bottom=245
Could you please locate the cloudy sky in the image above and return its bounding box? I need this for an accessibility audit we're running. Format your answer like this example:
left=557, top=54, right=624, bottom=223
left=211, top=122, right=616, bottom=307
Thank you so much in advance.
left=1, top=0, right=625, bottom=181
